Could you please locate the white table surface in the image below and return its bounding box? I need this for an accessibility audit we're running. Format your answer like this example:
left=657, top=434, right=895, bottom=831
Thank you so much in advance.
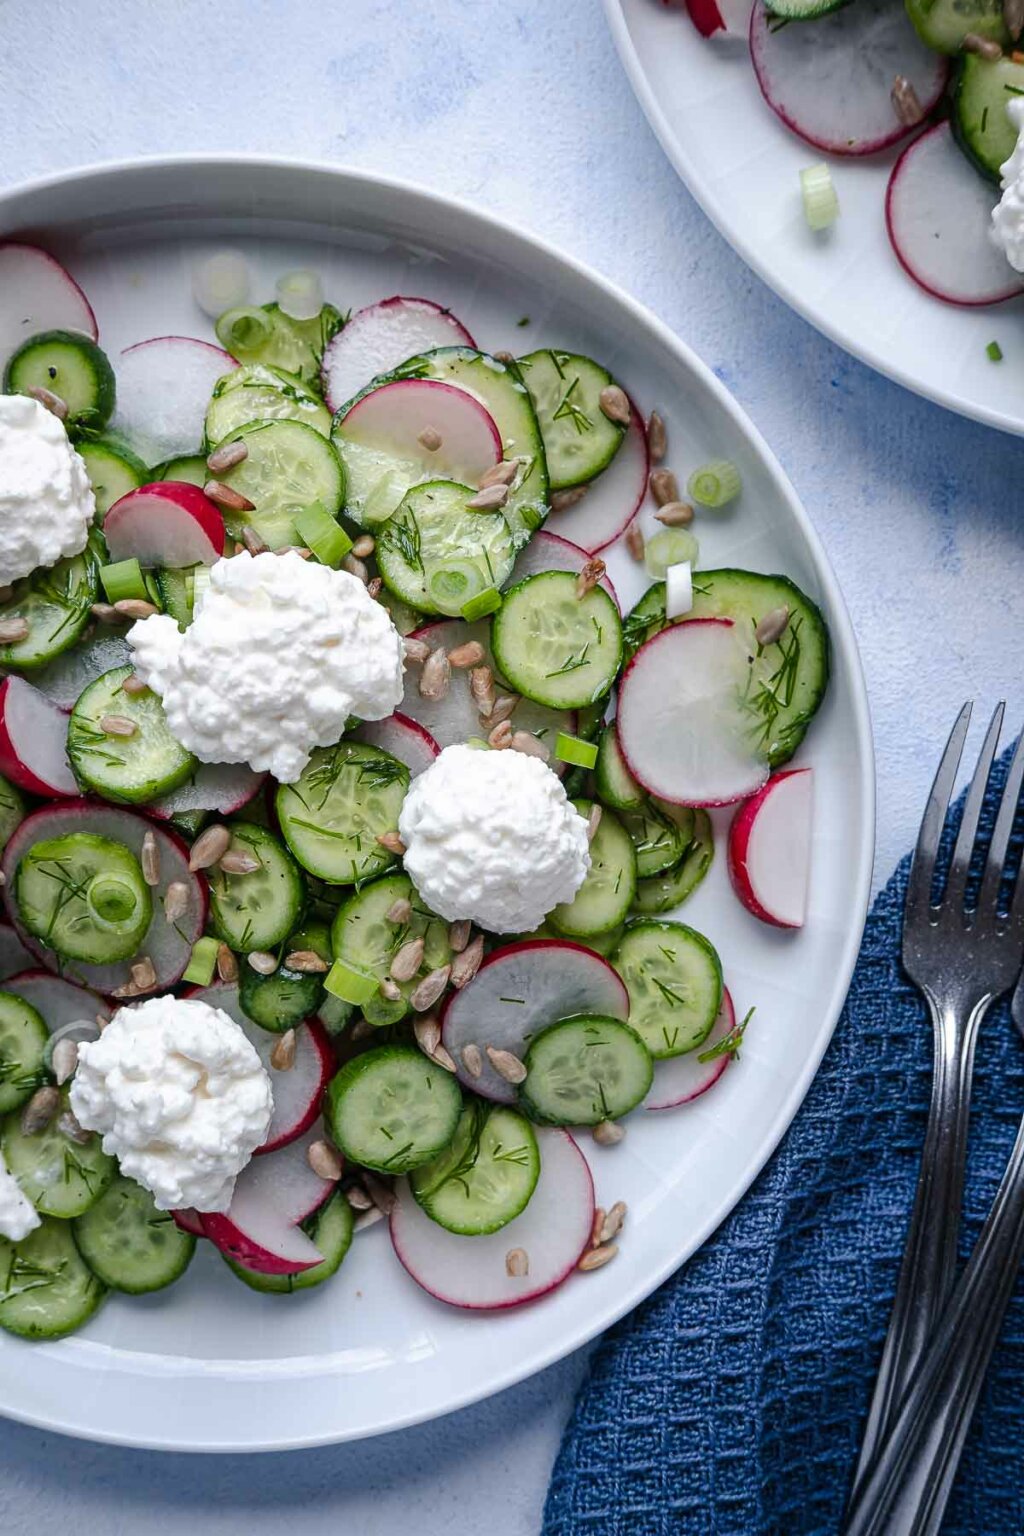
left=0, top=0, right=1022, bottom=1529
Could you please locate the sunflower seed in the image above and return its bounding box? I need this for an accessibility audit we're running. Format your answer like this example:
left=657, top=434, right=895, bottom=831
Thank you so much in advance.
left=430, top=1043, right=458, bottom=1077
left=1006, top=0, right=1024, bottom=39
left=493, top=350, right=516, bottom=366
left=351, top=534, right=376, bottom=559
left=469, top=665, right=495, bottom=713
left=113, top=598, right=159, bottom=619
left=403, top=637, right=430, bottom=665
left=592, top=1120, right=625, bottom=1147
left=204, top=479, right=255, bottom=512
left=386, top=897, right=413, bottom=924
left=390, top=935, right=425, bottom=982
left=121, top=673, right=149, bottom=695
left=285, top=949, right=328, bottom=974
left=599, top=385, right=630, bottom=426
left=21, top=1086, right=60, bottom=1136
left=410, top=966, right=451, bottom=1013
left=624, top=522, right=645, bottom=561
left=451, top=933, right=485, bottom=989
left=380, top=977, right=402, bottom=1002
left=140, top=830, right=160, bottom=886
left=218, top=849, right=262, bottom=876
left=587, top=804, right=603, bottom=842
left=343, top=554, right=369, bottom=584
left=962, top=29, right=1003, bottom=55
left=754, top=605, right=790, bottom=646
left=654, top=500, right=694, bottom=527
left=600, top=1200, right=628, bottom=1244
left=575, top=559, right=606, bottom=599
left=367, top=576, right=383, bottom=599
left=466, top=483, right=509, bottom=511
left=96, top=1013, right=110, bottom=1031
left=131, top=956, right=157, bottom=990
left=308, top=1139, right=343, bottom=1182
left=647, top=410, right=667, bottom=464
left=488, top=719, right=513, bottom=750
left=110, top=979, right=144, bottom=999
left=206, top=439, right=248, bottom=474
left=189, top=824, right=231, bottom=871
left=377, top=830, right=406, bottom=856
left=164, top=881, right=190, bottom=922
left=590, top=1206, right=606, bottom=1250
left=247, top=951, right=278, bottom=976
left=448, top=918, right=472, bottom=954
left=271, top=1030, right=297, bottom=1071
left=479, top=460, right=517, bottom=489
left=418, top=426, right=443, bottom=452
left=27, top=384, right=68, bottom=420
left=345, top=1184, right=374, bottom=1211
left=448, top=640, right=485, bottom=669
left=0, top=618, right=29, bottom=644
left=363, top=1171, right=396, bottom=1215
left=90, top=602, right=121, bottom=625
left=461, top=1042, right=484, bottom=1078
left=578, top=1242, right=618, bottom=1272
left=354, top=1205, right=385, bottom=1232
left=99, top=713, right=137, bottom=738
left=890, top=74, right=924, bottom=126
left=485, top=693, right=519, bottom=727
left=216, top=943, right=239, bottom=983
left=419, top=648, right=451, bottom=701
left=413, top=1014, right=441, bottom=1056
left=58, top=1109, right=92, bottom=1145
left=506, top=1247, right=530, bottom=1278
left=510, top=731, right=550, bottom=761
left=550, top=486, right=588, bottom=513
left=350, top=1017, right=375, bottom=1042
left=241, top=525, right=268, bottom=556
left=649, top=468, right=680, bottom=507
left=51, top=1038, right=79, bottom=1086
left=485, top=1046, right=527, bottom=1085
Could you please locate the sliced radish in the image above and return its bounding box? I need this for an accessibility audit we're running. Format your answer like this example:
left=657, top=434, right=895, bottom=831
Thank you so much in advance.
left=113, top=337, right=235, bottom=462
left=441, top=939, right=630, bottom=1103
left=354, top=712, right=439, bottom=778
left=544, top=403, right=648, bottom=555
left=617, top=619, right=770, bottom=807
left=0, top=677, right=77, bottom=796
left=0, top=925, right=34, bottom=984
left=31, top=629, right=132, bottom=713
left=750, top=0, right=948, bottom=156
left=2, top=802, right=206, bottom=996
left=391, top=1127, right=594, bottom=1309
left=185, top=981, right=332, bottom=1154
left=147, top=762, right=265, bottom=819
left=172, top=1208, right=206, bottom=1238
left=3, top=969, right=106, bottom=1033
left=201, top=1121, right=334, bottom=1274
left=886, top=121, right=1024, bottom=307
left=728, top=768, right=813, bottom=928
left=645, top=988, right=736, bottom=1110
left=0, top=243, right=97, bottom=372
left=510, top=529, right=619, bottom=608
left=686, top=0, right=752, bottom=37
left=103, top=482, right=225, bottom=568
left=322, top=296, right=475, bottom=412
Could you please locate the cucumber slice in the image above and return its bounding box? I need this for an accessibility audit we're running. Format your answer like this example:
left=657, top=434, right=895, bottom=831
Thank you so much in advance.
left=595, top=721, right=645, bottom=811
left=216, top=302, right=344, bottom=387
left=331, top=871, right=451, bottom=1025
left=491, top=571, right=622, bottom=711
left=15, top=831, right=152, bottom=965
left=77, top=438, right=147, bottom=517
left=238, top=921, right=330, bottom=1031
left=518, top=350, right=625, bottom=491
left=326, top=1043, right=463, bottom=1174
left=0, top=776, right=25, bottom=854
left=154, top=566, right=197, bottom=629
left=67, top=664, right=196, bottom=803
left=376, top=480, right=515, bottom=617
left=409, top=1101, right=540, bottom=1235
left=0, top=991, right=49, bottom=1115
left=0, top=1218, right=106, bottom=1340
left=155, top=453, right=207, bottom=487
left=906, top=0, right=1007, bottom=52
left=73, top=1174, right=196, bottom=1294
left=766, top=0, right=849, bottom=16
left=613, top=919, right=722, bottom=1059
left=549, top=798, right=636, bottom=938
left=208, top=823, right=305, bottom=954
left=210, top=418, right=345, bottom=550
left=623, top=569, right=829, bottom=766
left=2, top=1088, right=117, bottom=1217
left=3, top=330, right=116, bottom=430
left=377, top=586, right=427, bottom=637
left=0, top=546, right=99, bottom=672
left=225, top=1191, right=354, bottom=1293
left=632, top=809, right=714, bottom=915
left=619, top=799, right=687, bottom=879
left=204, top=362, right=331, bottom=446
left=276, top=742, right=409, bottom=885
left=521, top=1013, right=652, bottom=1126
left=954, top=56, right=1024, bottom=182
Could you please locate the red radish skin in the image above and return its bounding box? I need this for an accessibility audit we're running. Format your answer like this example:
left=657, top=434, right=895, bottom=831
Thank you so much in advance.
left=510, top=529, right=620, bottom=608
left=728, top=768, right=813, bottom=929
left=0, top=244, right=97, bottom=370
left=4, top=969, right=106, bottom=1033
left=172, top=1208, right=206, bottom=1238
left=685, top=0, right=752, bottom=37
left=103, top=482, right=225, bottom=567
left=201, top=1122, right=335, bottom=1274
left=354, top=712, right=439, bottom=778
left=545, top=402, right=648, bottom=555
left=645, top=988, right=736, bottom=1111
left=686, top=0, right=726, bottom=36
left=148, top=762, right=266, bottom=819
left=0, top=677, right=78, bottom=796
left=322, top=295, right=476, bottom=412
left=390, top=1128, right=594, bottom=1310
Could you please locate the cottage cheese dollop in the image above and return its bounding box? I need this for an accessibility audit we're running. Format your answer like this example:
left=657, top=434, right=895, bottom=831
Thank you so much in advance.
left=128, top=550, right=405, bottom=782
left=991, top=98, right=1024, bottom=272
left=0, top=1149, right=40, bottom=1242
left=398, top=743, right=591, bottom=933
left=69, top=996, right=273, bottom=1213
left=0, top=394, right=95, bottom=584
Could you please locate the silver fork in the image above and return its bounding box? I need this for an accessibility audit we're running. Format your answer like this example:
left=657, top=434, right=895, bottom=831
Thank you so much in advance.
left=848, top=703, right=1024, bottom=1512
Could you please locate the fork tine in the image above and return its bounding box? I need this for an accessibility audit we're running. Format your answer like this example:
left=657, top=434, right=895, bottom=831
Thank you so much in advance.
left=944, top=703, right=1005, bottom=909
left=904, top=702, right=973, bottom=924
left=979, top=724, right=1024, bottom=916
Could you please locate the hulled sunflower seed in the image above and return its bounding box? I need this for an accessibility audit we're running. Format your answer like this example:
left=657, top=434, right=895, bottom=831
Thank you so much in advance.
left=404, top=636, right=430, bottom=665
left=488, top=719, right=513, bottom=750
left=485, top=1045, right=527, bottom=1085
left=100, top=713, right=137, bottom=738
left=355, top=1205, right=385, bottom=1232
left=419, top=648, right=451, bottom=701
left=418, top=426, right=443, bottom=452
left=593, top=1120, right=625, bottom=1147
left=550, top=486, right=588, bottom=513
left=350, top=1017, right=375, bottom=1042
left=90, top=602, right=121, bottom=624
left=247, top=951, right=278, bottom=976
left=590, top=1206, right=607, bottom=1250
left=413, top=1014, right=441, bottom=1056
left=271, top=1030, right=297, bottom=1071
left=390, top=936, right=425, bottom=982
left=241, top=525, right=268, bottom=556
left=206, top=439, right=249, bottom=474
left=367, top=576, right=383, bottom=599
left=307, top=1139, right=343, bottom=1181
left=285, top=949, right=328, bottom=974
left=431, top=1043, right=459, bottom=1076
left=362, top=1171, right=396, bottom=1214
left=189, top=824, right=231, bottom=871
left=51, top=1038, right=79, bottom=1086
left=131, top=957, right=157, bottom=990
left=27, top=384, right=68, bottom=420
left=575, top=559, right=606, bottom=599
left=493, top=350, right=516, bottom=366
left=113, top=598, right=159, bottom=619
left=1006, top=0, right=1024, bottom=39
left=510, top=731, right=550, bottom=761
left=461, top=1042, right=484, bottom=1078
left=466, top=483, right=509, bottom=511
left=647, top=410, right=667, bottom=463
left=448, top=918, right=472, bottom=954
left=479, top=460, right=517, bottom=489
left=219, top=848, right=262, bottom=876
left=343, top=553, right=369, bottom=584
left=380, top=977, right=402, bottom=1002
left=58, top=1109, right=92, bottom=1145
left=386, top=897, right=413, bottom=924
left=0, top=618, right=29, bottom=644
left=21, top=1086, right=60, bottom=1136
left=578, top=1242, right=619, bottom=1272
left=451, top=933, right=485, bottom=989
left=351, top=534, right=376, bottom=559
left=448, top=640, right=485, bottom=669
left=469, top=664, right=495, bottom=712
left=410, top=966, right=451, bottom=1012
left=110, top=979, right=144, bottom=1000
left=141, top=830, right=160, bottom=886
left=600, top=1201, right=628, bottom=1244
left=587, top=804, right=603, bottom=842
left=599, top=385, right=630, bottom=426
left=485, top=693, right=519, bottom=727
left=204, top=479, right=255, bottom=512
left=377, top=830, right=406, bottom=856
left=655, top=500, right=694, bottom=527
left=890, top=74, right=924, bottom=126
left=164, top=881, right=190, bottom=922
left=506, top=1247, right=530, bottom=1278
left=649, top=468, right=680, bottom=507
left=345, top=1184, right=374, bottom=1211
left=962, top=29, right=1003, bottom=56
left=216, top=943, right=239, bottom=983
left=624, top=522, right=645, bottom=561
left=121, top=673, right=149, bottom=695
left=754, top=605, right=791, bottom=646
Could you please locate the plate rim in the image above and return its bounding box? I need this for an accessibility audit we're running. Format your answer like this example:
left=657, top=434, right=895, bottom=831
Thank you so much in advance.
left=0, top=151, right=876, bottom=1452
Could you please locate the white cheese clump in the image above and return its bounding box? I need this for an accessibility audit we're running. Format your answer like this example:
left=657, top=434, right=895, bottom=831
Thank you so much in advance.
left=0, top=1149, right=40, bottom=1242
left=69, top=996, right=273, bottom=1213
left=991, top=98, right=1024, bottom=272
left=0, top=394, right=95, bottom=584
left=398, top=743, right=591, bottom=934
left=128, top=550, right=405, bottom=783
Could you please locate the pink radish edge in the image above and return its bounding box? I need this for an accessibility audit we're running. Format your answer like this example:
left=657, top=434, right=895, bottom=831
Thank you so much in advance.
left=645, top=988, right=736, bottom=1111
left=147, top=762, right=267, bottom=820
left=5, top=969, right=107, bottom=1032
left=354, top=713, right=439, bottom=777
left=728, top=768, right=813, bottom=928
left=172, top=1208, right=206, bottom=1238
left=546, top=401, right=648, bottom=556
left=510, top=529, right=620, bottom=608
left=0, top=677, right=78, bottom=797
left=337, top=376, right=502, bottom=465
left=103, top=481, right=226, bottom=567
left=201, top=1122, right=335, bottom=1274
left=0, top=244, right=97, bottom=369
left=322, top=295, right=476, bottom=413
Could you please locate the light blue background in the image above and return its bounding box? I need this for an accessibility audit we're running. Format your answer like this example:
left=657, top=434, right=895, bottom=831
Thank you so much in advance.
left=0, top=1, right=1021, bottom=1530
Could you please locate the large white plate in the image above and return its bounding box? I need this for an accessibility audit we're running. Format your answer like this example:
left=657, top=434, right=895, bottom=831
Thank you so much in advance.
left=0, top=156, right=873, bottom=1452
left=605, top=0, right=1024, bottom=436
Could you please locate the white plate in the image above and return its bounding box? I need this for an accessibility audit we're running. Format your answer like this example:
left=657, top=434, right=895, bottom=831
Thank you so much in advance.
left=0, top=156, right=874, bottom=1452
left=605, top=0, right=1024, bottom=436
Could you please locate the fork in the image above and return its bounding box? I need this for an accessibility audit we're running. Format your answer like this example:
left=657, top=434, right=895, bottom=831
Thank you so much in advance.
left=847, top=703, right=1024, bottom=1512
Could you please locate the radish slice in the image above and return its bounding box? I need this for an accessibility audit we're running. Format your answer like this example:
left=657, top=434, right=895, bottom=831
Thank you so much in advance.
left=4, top=969, right=106, bottom=1033
left=617, top=619, right=770, bottom=806
left=103, top=482, right=225, bottom=567
left=322, top=296, right=475, bottom=411
left=31, top=629, right=132, bottom=713
left=147, top=762, right=265, bottom=819
left=2, top=802, right=206, bottom=996
left=728, top=768, right=813, bottom=928
left=354, top=712, right=439, bottom=778
left=0, top=925, right=34, bottom=984
left=185, top=981, right=332, bottom=1155
left=0, top=677, right=77, bottom=796
left=544, top=403, right=648, bottom=555
left=645, top=989, right=736, bottom=1110
left=886, top=122, right=1024, bottom=306
left=749, top=0, right=949, bottom=156
left=687, top=0, right=752, bottom=37
left=391, top=1127, right=594, bottom=1309
left=441, top=939, right=630, bottom=1103
left=510, top=529, right=619, bottom=608
left=0, top=243, right=97, bottom=372
left=201, top=1121, right=334, bottom=1274
left=172, top=1208, right=206, bottom=1238
left=114, top=337, right=235, bottom=462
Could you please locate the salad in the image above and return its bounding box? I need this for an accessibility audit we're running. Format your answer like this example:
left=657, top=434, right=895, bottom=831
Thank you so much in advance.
left=0, top=238, right=828, bottom=1339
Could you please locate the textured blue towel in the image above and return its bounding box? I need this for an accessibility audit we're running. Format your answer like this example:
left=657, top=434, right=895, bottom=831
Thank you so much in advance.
left=543, top=749, right=1024, bottom=1536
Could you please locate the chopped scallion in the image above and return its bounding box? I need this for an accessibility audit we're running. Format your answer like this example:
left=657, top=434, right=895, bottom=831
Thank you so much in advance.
left=182, top=936, right=220, bottom=987
left=800, top=162, right=839, bottom=233
left=555, top=732, right=599, bottom=770
left=987, top=340, right=1004, bottom=362
left=324, top=959, right=379, bottom=1006
left=100, top=558, right=149, bottom=605
left=461, top=587, right=502, bottom=622
left=294, top=502, right=352, bottom=568
left=687, top=460, right=741, bottom=510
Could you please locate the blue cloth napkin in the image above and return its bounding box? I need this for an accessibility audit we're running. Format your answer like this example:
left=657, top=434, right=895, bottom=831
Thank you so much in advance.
left=543, top=748, right=1024, bottom=1536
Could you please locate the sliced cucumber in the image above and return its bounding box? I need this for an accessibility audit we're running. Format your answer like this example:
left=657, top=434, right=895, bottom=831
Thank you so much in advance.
left=409, top=1101, right=539, bottom=1235
left=613, top=919, right=722, bottom=1059
left=491, top=571, right=622, bottom=710
left=216, top=302, right=344, bottom=387
left=73, top=1174, right=196, bottom=1294
left=77, top=438, right=147, bottom=517
left=906, top=0, right=1007, bottom=53
left=376, top=480, right=515, bottom=616
left=0, top=992, right=49, bottom=1116
left=67, top=664, right=196, bottom=803
left=766, top=0, right=849, bottom=16
left=154, top=566, right=197, bottom=629
left=238, top=920, right=330, bottom=1032
left=3, top=330, right=116, bottom=430
left=595, top=721, right=645, bottom=811
left=326, top=1043, right=463, bottom=1174
left=15, top=831, right=152, bottom=965
left=208, top=823, right=305, bottom=954
left=2, top=1089, right=117, bottom=1217
left=210, top=418, right=345, bottom=550
left=205, top=362, right=331, bottom=446
left=518, top=350, right=625, bottom=491
left=0, top=1218, right=106, bottom=1340
left=0, top=776, right=25, bottom=853
left=276, top=742, right=409, bottom=885
left=156, top=453, right=207, bottom=487
left=0, top=546, right=99, bottom=672
left=521, top=1014, right=652, bottom=1126
left=331, top=871, right=450, bottom=1026
left=377, top=586, right=427, bottom=637
left=619, top=799, right=687, bottom=879
left=225, top=1191, right=354, bottom=1293
left=632, top=809, right=714, bottom=915
left=549, top=798, right=636, bottom=938
left=954, top=56, right=1024, bottom=182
